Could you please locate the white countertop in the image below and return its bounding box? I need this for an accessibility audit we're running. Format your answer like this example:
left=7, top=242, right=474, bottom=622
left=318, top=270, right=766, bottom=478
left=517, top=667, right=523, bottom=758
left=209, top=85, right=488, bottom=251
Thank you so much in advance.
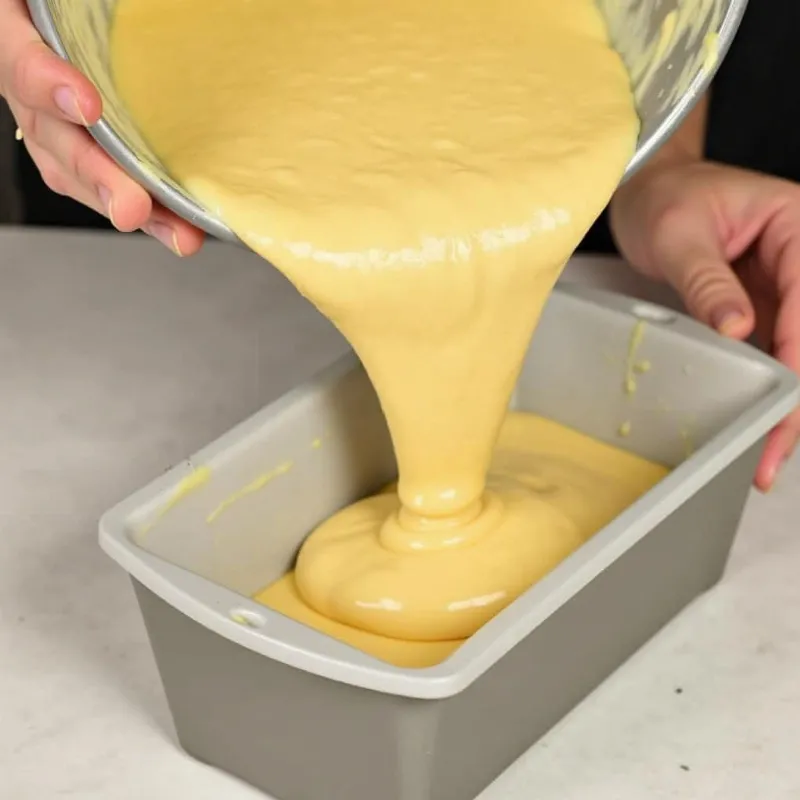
left=1, top=227, right=798, bottom=800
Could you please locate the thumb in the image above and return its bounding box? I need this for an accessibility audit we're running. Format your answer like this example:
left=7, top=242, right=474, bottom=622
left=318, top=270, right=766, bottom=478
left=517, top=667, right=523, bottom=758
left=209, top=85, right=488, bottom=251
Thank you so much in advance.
left=654, top=228, right=755, bottom=340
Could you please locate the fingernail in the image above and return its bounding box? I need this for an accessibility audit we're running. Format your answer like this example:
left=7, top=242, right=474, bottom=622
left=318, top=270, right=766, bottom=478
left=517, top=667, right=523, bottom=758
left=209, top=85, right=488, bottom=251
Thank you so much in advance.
left=145, top=222, right=183, bottom=256
left=97, top=186, right=117, bottom=228
left=54, top=87, right=87, bottom=126
left=712, top=308, right=745, bottom=337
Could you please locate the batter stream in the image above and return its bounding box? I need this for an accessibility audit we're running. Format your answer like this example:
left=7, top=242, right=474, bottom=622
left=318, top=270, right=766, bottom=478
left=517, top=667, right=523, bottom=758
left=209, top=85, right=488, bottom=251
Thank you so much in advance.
left=111, top=0, right=667, bottom=662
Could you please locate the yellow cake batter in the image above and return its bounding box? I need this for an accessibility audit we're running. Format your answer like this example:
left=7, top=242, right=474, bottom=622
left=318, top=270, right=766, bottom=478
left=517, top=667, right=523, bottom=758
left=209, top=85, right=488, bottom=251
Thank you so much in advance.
left=111, top=0, right=657, bottom=652
left=257, top=413, right=666, bottom=667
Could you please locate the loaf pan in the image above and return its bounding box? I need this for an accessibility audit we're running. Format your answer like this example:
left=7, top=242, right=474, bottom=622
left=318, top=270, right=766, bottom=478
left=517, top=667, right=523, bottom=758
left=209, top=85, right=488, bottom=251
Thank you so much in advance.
left=100, top=283, right=799, bottom=800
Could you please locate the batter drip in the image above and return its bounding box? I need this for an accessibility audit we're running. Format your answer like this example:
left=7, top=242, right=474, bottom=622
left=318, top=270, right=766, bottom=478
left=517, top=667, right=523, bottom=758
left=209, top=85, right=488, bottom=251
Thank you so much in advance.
left=111, top=0, right=646, bottom=645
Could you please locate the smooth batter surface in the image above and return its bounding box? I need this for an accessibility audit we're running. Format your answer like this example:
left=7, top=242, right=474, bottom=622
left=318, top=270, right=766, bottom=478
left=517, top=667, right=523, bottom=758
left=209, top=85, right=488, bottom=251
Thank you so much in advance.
left=256, top=413, right=667, bottom=667
left=112, top=0, right=642, bottom=643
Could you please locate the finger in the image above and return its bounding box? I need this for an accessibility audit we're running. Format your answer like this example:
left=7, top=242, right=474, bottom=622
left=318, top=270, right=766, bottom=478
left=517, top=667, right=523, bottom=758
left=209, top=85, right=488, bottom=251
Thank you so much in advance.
left=25, top=139, right=107, bottom=217
left=651, top=209, right=756, bottom=340
left=763, top=203, right=800, bottom=370
left=29, top=138, right=200, bottom=257
left=11, top=99, right=204, bottom=258
left=772, top=271, right=800, bottom=378
left=30, top=136, right=199, bottom=257
left=22, top=108, right=152, bottom=231
left=755, top=414, right=800, bottom=492
left=735, top=250, right=776, bottom=348
left=0, top=6, right=101, bottom=125
left=14, top=99, right=204, bottom=253
left=754, top=210, right=800, bottom=488
left=143, top=203, right=206, bottom=256
left=19, top=107, right=204, bottom=255
left=11, top=98, right=108, bottom=212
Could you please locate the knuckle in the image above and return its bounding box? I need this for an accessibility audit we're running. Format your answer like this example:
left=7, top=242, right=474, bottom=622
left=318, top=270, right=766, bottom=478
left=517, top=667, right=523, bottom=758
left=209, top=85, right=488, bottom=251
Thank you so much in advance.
left=681, top=262, right=733, bottom=308
left=39, top=163, right=67, bottom=196
left=23, top=110, right=42, bottom=145
left=681, top=262, right=718, bottom=295
left=70, top=137, right=99, bottom=185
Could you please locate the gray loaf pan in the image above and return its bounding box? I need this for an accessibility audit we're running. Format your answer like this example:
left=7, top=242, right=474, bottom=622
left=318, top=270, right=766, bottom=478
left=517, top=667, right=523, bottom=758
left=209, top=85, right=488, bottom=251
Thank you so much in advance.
left=100, top=284, right=799, bottom=800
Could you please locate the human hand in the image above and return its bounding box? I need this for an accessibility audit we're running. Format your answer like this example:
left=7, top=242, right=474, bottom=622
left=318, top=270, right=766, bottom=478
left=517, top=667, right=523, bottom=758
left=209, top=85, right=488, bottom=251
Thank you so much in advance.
left=0, top=0, right=204, bottom=255
left=610, top=158, right=800, bottom=491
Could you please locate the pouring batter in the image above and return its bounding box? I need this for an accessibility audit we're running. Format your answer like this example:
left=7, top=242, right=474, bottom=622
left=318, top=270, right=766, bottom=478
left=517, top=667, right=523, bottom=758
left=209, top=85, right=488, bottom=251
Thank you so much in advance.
left=258, top=412, right=667, bottom=667
left=112, top=0, right=650, bottom=646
